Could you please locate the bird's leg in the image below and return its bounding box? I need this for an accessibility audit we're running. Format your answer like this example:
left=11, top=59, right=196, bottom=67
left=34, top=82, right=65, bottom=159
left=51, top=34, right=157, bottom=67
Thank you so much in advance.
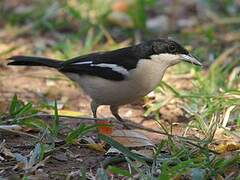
left=110, top=105, right=130, bottom=129
left=91, top=101, right=99, bottom=119
left=90, top=101, right=101, bottom=141
left=110, top=105, right=123, bottom=122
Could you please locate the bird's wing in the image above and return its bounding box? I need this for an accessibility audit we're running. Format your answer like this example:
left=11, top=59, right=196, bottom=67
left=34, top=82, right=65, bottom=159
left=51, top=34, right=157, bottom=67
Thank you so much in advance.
left=60, top=47, right=140, bottom=81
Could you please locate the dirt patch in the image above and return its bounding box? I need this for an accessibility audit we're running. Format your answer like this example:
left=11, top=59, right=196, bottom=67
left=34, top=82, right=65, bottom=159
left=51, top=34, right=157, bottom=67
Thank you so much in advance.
left=1, top=131, right=105, bottom=179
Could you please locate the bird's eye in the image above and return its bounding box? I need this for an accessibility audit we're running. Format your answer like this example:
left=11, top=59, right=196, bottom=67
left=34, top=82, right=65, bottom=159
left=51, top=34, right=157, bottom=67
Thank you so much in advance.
left=168, top=44, right=176, bottom=52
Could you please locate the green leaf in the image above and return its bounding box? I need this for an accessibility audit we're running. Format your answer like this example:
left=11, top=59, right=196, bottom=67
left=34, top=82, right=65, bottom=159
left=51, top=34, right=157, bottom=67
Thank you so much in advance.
left=9, top=95, right=17, bottom=115
left=9, top=95, right=38, bottom=120
left=107, top=166, right=131, bottom=177
left=237, top=114, right=240, bottom=127
left=50, top=100, right=60, bottom=137
left=216, top=155, right=240, bottom=171
left=21, top=118, right=48, bottom=130
left=29, top=143, right=45, bottom=166
left=22, top=176, right=30, bottom=180
left=65, top=3, right=81, bottom=19
left=66, top=124, right=97, bottom=144
left=171, top=159, right=195, bottom=175
left=128, top=0, right=147, bottom=29
left=161, top=81, right=181, bottom=97
left=15, top=102, right=33, bottom=117
left=9, top=95, right=23, bottom=116
left=99, top=134, right=151, bottom=164
left=158, top=162, right=170, bottom=180
left=154, top=140, right=167, bottom=157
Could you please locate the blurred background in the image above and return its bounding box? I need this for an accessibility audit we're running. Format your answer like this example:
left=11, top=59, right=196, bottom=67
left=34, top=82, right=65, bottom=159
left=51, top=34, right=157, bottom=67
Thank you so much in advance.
left=0, top=0, right=239, bottom=58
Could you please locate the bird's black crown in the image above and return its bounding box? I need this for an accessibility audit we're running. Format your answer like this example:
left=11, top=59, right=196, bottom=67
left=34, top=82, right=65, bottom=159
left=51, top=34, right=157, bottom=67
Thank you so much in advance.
left=152, top=39, right=189, bottom=55
left=134, top=38, right=189, bottom=59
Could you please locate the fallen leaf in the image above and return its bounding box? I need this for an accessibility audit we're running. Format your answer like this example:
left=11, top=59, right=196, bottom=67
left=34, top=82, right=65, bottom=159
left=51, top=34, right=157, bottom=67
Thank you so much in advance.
left=0, top=125, right=38, bottom=138
left=209, top=142, right=240, bottom=153
left=111, top=130, right=155, bottom=147
left=132, top=149, right=154, bottom=159
left=57, top=109, right=84, bottom=117
left=96, top=120, right=113, bottom=135
left=106, top=147, right=121, bottom=155
left=86, top=143, right=106, bottom=153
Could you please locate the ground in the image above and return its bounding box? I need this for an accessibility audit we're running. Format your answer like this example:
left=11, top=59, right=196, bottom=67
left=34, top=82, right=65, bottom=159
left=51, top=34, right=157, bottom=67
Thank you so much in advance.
left=0, top=38, right=196, bottom=179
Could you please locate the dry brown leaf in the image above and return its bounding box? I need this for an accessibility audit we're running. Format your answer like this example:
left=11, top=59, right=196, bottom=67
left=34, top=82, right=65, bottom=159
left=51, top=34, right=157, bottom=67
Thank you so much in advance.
left=86, top=143, right=106, bottom=153
left=209, top=142, right=240, bottom=153
left=111, top=130, right=154, bottom=147
left=0, top=125, right=38, bottom=138
left=132, top=149, right=154, bottom=159
left=96, top=120, right=113, bottom=135
left=46, top=109, right=85, bottom=117
left=57, top=109, right=85, bottom=117
left=21, top=126, right=39, bottom=133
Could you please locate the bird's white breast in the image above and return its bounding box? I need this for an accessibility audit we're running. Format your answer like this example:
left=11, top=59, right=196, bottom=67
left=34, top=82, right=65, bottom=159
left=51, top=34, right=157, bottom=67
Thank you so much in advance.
left=65, top=54, right=175, bottom=106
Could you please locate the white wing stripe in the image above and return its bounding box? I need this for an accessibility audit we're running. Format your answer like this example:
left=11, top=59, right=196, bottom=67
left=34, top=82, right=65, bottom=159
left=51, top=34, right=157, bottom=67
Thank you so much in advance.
left=72, top=61, right=128, bottom=76
left=72, top=61, right=92, bottom=65
left=91, top=63, right=129, bottom=76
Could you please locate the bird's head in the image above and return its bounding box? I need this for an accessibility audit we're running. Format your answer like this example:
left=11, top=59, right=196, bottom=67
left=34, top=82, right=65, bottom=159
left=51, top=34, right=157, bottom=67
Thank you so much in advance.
left=139, top=39, right=202, bottom=67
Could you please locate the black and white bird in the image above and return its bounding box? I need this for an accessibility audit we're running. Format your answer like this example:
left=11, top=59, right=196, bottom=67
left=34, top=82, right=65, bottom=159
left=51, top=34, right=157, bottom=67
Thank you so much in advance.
left=8, top=39, right=201, bottom=124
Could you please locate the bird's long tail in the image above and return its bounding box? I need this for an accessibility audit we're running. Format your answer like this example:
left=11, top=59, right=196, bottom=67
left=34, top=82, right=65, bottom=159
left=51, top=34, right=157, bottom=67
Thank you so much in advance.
left=7, top=56, right=62, bottom=69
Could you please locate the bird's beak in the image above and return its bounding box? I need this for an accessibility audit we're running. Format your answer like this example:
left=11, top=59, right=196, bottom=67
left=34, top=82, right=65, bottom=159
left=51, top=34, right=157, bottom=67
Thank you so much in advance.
left=180, top=54, right=202, bottom=66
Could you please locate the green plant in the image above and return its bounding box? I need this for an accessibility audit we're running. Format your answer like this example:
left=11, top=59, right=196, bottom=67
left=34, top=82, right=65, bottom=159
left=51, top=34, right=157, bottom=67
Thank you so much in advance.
left=9, top=95, right=38, bottom=119
left=66, top=124, right=98, bottom=144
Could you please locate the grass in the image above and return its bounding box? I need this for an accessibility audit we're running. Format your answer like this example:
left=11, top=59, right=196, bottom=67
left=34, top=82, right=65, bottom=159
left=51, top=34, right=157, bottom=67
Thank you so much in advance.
left=0, top=0, right=239, bottom=179
left=141, top=57, right=240, bottom=178
left=1, top=50, right=239, bottom=179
